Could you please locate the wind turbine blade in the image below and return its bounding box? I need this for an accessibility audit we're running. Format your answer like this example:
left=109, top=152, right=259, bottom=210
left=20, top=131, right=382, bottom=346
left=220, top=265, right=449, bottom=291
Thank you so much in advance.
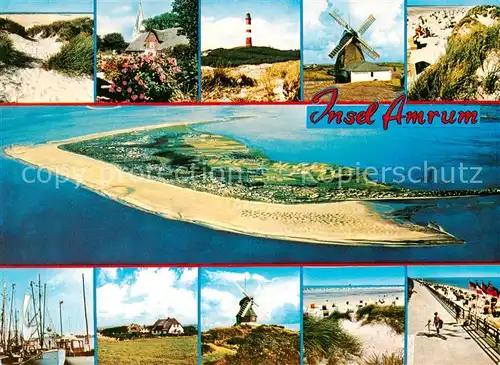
left=328, top=11, right=350, bottom=31
left=235, top=282, right=250, bottom=298
left=329, top=34, right=354, bottom=59
left=357, top=37, right=380, bottom=60
left=358, top=14, right=376, bottom=35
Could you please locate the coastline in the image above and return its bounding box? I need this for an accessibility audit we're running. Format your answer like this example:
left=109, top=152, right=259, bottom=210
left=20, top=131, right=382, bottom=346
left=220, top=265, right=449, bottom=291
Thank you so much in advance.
left=3, top=121, right=466, bottom=246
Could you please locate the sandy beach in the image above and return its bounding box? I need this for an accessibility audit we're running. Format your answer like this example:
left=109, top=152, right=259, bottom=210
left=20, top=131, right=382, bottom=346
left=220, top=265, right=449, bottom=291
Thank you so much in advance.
left=3, top=121, right=464, bottom=246
left=304, top=287, right=405, bottom=360
left=0, top=14, right=93, bottom=103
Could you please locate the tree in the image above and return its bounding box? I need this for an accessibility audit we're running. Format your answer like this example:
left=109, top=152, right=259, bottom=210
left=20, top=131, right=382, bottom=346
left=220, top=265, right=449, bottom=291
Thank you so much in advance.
left=172, top=0, right=198, bottom=53
left=143, top=12, right=179, bottom=31
left=100, top=33, right=127, bottom=51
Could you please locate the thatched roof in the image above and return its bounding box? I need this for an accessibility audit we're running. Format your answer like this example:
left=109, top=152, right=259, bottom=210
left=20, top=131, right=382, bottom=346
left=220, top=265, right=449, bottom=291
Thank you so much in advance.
left=125, top=28, right=188, bottom=52
left=152, top=317, right=182, bottom=331
left=343, top=61, right=390, bottom=72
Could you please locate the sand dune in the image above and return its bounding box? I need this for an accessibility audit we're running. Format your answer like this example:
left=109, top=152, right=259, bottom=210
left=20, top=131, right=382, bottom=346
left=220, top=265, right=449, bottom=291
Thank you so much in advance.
left=0, top=14, right=93, bottom=103
left=4, top=122, right=463, bottom=246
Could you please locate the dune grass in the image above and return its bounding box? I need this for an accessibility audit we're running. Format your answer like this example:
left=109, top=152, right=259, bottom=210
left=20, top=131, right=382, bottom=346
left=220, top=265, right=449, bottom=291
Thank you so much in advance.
left=355, top=305, right=405, bottom=335
left=0, top=18, right=29, bottom=38
left=98, top=336, right=198, bottom=365
left=360, top=351, right=404, bottom=365
left=44, top=33, right=93, bottom=75
left=0, top=32, right=35, bottom=69
left=303, top=313, right=362, bottom=365
left=27, top=17, right=93, bottom=41
left=202, top=46, right=300, bottom=67
left=409, top=20, right=499, bottom=100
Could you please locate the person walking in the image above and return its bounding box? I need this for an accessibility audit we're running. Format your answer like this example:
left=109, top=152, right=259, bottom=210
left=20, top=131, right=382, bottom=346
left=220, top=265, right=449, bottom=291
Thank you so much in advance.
left=455, top=306, right=462, bottom=323
left=433, top=312, right=443, bottom=335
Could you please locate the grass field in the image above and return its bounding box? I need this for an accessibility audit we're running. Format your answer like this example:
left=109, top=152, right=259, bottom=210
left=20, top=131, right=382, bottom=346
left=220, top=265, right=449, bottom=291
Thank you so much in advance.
left=304, top=63, right=404, bottom=102
left=98, top=336, right=198, bottom=365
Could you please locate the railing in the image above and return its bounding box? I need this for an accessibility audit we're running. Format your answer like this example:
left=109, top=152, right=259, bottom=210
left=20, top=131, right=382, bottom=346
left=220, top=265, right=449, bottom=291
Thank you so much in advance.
left=422, top=281, right=500, bottom=355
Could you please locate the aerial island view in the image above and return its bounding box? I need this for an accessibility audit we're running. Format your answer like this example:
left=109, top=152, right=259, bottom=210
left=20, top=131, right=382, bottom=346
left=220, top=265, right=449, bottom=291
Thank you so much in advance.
left=2, top=104, right=499, bottom=261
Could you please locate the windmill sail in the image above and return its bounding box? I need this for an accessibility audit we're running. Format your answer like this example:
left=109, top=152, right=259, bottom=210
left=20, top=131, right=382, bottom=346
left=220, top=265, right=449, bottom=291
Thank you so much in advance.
left=357, top=38, right=380, bottom=60
left=329, top=33, right=354, bottom=59
left=358, top=14, right=376, bottom=35
left=328, top=11, right=350, bottom=31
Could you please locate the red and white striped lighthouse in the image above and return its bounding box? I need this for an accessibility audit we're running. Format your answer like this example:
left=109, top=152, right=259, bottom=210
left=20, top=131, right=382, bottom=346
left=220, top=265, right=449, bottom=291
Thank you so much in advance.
left=245, top=13, right=252, bottom=47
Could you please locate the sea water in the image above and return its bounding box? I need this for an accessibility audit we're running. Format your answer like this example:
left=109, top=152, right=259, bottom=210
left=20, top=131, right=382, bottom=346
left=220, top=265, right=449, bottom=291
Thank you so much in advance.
left=0, top=105, right=498, bottom=264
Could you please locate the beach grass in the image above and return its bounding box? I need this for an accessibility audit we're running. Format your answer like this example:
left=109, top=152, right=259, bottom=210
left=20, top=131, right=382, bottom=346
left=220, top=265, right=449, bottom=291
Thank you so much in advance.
left=0, top=32, right=35, bottom=69
left=98, top=336, right=198, bottom=365
left=360, top=351, right=404, bottom=365
left=303, top=313, right=362, bottom=365
left=27, top=16, right=94, bottom=41
left=44, top=33, right=93, bottom=75
left=409, top=6, right=500, bottom=100
left=0, top=18, right=29, bottom=38
left=355, top=305, right=405, bottom=335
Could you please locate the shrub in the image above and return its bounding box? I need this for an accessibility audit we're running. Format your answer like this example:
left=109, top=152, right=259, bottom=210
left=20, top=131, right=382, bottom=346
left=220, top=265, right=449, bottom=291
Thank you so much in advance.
left=0, top=18, right=28, bottom=37
left=99, top=32, right=128, bottom=52
left=98, top=52, right=186, bottom=102
left=28, top=17, right=94, bottom=41
left=202, top=46, right=300, bottom=67
left=45, top=33, right=93, bottom=75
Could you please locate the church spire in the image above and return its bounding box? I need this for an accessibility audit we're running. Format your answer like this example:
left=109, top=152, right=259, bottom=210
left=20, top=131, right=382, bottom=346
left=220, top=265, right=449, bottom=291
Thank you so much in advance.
left=133, top=0, right=145, bottom=39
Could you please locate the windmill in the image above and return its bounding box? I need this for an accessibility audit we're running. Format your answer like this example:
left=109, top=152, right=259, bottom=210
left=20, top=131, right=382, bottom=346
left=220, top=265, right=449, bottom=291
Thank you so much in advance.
left=234, top=281, right=259, bottom=325
left=328, top=11, right=381, bottom=81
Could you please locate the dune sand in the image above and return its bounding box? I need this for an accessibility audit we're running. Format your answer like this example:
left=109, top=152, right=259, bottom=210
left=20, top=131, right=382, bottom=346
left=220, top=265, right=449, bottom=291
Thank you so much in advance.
left=304, top=288, right=405, bottom=362
left=0, top=14, right=93, bottom=103
left=4, top=122, right=463, bottom=246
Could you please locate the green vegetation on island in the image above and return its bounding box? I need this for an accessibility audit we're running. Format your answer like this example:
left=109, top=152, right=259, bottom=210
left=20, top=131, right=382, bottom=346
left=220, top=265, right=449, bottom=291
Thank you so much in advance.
left=202, top=46, right=300, bottom=67
left=27, top=17, right=93, bottom=41
left=59, top=122, right=397, bottom=204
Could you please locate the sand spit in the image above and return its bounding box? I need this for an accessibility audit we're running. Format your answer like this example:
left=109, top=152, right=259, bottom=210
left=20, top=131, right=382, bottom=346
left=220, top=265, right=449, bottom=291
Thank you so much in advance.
left=4, top=122, right=463, bottom=246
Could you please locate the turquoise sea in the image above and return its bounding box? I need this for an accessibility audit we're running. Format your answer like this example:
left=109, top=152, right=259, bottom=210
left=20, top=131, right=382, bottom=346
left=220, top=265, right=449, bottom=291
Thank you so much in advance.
left=0, top=105, right=498, bottom=264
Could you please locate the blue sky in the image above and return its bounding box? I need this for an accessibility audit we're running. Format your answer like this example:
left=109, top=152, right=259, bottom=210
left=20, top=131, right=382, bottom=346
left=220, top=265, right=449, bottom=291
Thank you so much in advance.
left=201, top=267, right=300, bottom=331
left=1, top=0, right=92, bottom=13
left=201, top=0, right=300, bottom=50
left=408, top=0, right=495, bottom=6
left=304, top=266, right=405, bottom=287
left=303, top=0, right=404, bottom=64
left=96, top=268, right=197, bottom=328
left=0, top=269, right=94, bottom=336
left=408, top=265, right=500, bottom=278
left=97, top=0, right=174, bottom=41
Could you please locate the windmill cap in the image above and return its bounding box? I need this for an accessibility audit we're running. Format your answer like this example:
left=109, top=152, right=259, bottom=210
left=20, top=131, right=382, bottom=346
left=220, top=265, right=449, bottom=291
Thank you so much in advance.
left=246, top=13, right=251, bottom=17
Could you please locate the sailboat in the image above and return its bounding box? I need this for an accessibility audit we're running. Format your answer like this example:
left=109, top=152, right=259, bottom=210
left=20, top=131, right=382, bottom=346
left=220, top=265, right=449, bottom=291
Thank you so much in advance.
left=57, top=274, right=94, bottom=365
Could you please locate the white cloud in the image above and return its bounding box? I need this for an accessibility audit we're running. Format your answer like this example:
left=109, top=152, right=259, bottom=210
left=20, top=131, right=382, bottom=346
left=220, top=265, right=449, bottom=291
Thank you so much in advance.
left=303, top=0, right=328, bottom=28
left=99, top=268, right=118, bottom=282
left=201, top=270, right=300, bottom=330
left=201, top=16, right=300, bottom=51
left=97, top=268, right=197, bottom=327
left=97, top=14, right=137, bottom=39
left=179, top=268, right=198, bottom=286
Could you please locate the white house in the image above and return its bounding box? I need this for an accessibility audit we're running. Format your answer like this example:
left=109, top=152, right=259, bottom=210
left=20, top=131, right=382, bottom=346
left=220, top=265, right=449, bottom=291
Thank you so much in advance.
left=343, top=61, right=392, bottom=83
left=151, top=318, right=184, bottom=335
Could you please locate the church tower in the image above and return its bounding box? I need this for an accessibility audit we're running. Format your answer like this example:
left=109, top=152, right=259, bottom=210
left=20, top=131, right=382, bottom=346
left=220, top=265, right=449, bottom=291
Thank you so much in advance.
left=133, top=0, right=146, bottom=39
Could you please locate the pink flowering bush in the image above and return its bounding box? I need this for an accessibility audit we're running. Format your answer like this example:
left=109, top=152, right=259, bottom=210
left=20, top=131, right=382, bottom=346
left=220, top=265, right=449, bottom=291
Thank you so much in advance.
left=97, top=52, right=184, bottom=102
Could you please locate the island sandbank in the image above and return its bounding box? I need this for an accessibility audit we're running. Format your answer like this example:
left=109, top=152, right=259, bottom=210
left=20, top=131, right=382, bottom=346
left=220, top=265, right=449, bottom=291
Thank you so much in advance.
left=4, top=122, right=463, bottom=246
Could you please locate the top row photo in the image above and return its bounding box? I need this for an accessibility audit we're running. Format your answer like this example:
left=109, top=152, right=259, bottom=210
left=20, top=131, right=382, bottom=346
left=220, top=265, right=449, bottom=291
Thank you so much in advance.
left=0, top=0, right=498, bottom=103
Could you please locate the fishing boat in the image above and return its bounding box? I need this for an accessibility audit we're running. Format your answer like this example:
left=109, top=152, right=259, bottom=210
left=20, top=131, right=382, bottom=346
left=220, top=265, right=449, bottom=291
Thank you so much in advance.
left=35, top=349, right=65, bottom=365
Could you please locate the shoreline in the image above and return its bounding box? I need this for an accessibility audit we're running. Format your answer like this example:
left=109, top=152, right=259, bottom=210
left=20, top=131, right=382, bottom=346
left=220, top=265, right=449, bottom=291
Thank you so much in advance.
left=3, top=121, right=467, bottom=246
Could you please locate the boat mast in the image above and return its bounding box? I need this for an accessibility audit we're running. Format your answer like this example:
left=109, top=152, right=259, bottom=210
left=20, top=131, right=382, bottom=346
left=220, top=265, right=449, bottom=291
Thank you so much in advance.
left=7, top=283, right=15, bottom=350
left=14, top=310, right=19, bottom=347
left=38, top=274, right=43, bottom=349
left=30, top=281, right=41, bottom=347
left=82, top=273, right=90, bottom=345
left=42, top=282, right=47, bottom=347
left=1, top=279, right=6, bottom=350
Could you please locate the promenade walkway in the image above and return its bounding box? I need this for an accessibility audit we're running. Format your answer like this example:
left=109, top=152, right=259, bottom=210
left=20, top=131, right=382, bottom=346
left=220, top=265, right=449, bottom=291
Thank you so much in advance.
left=408, top=281, right=495, bottom=365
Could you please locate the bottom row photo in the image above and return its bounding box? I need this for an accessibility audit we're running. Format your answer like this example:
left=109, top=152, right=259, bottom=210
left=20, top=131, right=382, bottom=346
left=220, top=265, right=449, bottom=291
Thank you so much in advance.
left=0, top=265, right=498, bottom=365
